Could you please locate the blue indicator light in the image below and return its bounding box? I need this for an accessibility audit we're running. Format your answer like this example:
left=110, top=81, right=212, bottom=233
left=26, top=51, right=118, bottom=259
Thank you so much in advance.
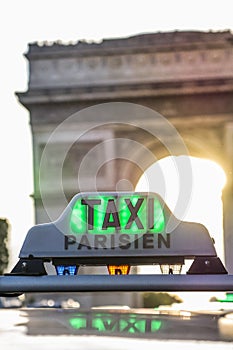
left=55, top=265, right=78, bottom=276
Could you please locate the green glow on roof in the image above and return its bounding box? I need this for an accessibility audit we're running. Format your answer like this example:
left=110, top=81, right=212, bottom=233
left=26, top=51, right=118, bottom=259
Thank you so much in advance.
left=217, top=293, right=233, bottom=302
left=69, top=315, right=86, bottom=329
left=69, top=313, right=162, bottom=334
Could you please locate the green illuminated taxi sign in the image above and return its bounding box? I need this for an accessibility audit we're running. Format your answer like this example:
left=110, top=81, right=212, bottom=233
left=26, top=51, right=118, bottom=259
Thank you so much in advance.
left=70, top=193, right=165, bottom=235
left=17, top=191, right=218, bottom=264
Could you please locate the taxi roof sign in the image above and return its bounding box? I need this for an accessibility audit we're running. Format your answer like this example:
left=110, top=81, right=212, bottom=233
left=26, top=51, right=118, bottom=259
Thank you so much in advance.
left=0, top=191, right=230, bottom=296
left=2, top=191, right=226, bottom=280
left=18, top=191, right=217, bottom=261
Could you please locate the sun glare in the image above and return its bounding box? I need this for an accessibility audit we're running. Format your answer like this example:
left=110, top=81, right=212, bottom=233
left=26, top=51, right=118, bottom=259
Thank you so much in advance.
left=136, top=156, right=227, bottom=260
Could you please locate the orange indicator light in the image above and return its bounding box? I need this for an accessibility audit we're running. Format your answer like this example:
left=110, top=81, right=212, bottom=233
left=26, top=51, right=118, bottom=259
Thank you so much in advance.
left=107, top=265, right=130, bottom=275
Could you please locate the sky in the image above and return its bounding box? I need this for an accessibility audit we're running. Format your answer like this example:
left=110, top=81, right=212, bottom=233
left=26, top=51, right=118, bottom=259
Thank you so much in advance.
left=0, top=0, right=232, bottom=269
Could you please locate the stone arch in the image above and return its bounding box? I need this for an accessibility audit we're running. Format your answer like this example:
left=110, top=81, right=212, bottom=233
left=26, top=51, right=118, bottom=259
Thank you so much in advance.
left=115, top=131, right=228, bottom=191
